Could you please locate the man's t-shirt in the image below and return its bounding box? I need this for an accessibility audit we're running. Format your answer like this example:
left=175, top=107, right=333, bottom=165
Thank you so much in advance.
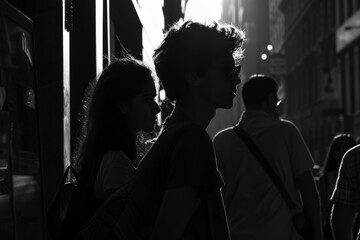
left=135, top=114, right=228, bottom=239
left=213, top=110, right=314, bottom=240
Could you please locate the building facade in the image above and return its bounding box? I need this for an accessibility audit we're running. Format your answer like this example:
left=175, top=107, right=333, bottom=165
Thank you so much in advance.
left=278, top=0, right=360, bottom=163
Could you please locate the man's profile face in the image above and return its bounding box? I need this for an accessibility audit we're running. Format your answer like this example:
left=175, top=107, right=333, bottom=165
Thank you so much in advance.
left=198, top=55, right=241, bottom=109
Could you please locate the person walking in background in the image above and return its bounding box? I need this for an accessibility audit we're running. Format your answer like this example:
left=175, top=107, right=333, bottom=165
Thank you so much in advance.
left=62, top=55, right=160, bottom=239
left=331, top=144, right=360, bottom=240
left=213, top=74, right=323, bottom=240
left=356, top=136, right=360, bottom=145
left=318, top=133, right=356, bottom=239
left=76, top=19, right=246, bottom=240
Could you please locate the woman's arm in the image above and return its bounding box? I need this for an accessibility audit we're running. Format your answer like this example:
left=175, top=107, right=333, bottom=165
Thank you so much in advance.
left=331, top=202, right=358, bottom=240
left=150, top=187, right=201, bottom=240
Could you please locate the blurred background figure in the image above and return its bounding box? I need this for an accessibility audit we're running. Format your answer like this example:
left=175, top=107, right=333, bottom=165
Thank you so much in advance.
left=318, top=133, right=357, bottom=240
left=356, top=136, right=360, bottom=145
left=331, top=143, right=360, bottom=240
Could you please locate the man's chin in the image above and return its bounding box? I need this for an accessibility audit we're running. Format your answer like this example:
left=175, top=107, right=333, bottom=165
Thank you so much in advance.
left=218, top=101, right=234, bottom=109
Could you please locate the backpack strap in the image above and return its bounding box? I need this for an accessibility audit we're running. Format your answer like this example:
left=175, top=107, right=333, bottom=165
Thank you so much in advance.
left=46, top=165, right=80, bottom=236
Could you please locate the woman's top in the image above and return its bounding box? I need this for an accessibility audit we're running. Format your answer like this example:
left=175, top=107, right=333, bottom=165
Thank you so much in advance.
left=94, top=150, right=135, bottom=199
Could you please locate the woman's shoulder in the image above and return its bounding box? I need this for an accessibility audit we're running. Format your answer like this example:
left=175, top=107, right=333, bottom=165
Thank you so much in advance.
left=101, top=150, right=133, bottom=168
left=342, top=145, right=360, bottom=167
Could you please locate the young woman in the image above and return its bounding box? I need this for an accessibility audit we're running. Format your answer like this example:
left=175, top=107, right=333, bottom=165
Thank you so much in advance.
left=63, top=54, right=160, bottom=239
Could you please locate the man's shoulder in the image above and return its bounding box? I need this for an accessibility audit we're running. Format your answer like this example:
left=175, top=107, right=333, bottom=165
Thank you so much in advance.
left=347, top=144, right=360, bottom=154
left=213, top=126, right=236, bottom=142
left=278, top=118, right=297, bottom=127
left=276, top=118, right=302, bottom=134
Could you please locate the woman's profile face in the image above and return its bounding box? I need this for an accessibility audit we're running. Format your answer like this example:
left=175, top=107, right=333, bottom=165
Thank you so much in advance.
left=124, top=78, right=160, bottom=134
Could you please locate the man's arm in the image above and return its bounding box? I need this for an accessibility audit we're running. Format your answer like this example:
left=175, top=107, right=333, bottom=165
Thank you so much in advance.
left=150, top=187, right=201, bottom=240
left=331, top=202, right=358, bottom=240
left=295, top=170, right=323, bottom=240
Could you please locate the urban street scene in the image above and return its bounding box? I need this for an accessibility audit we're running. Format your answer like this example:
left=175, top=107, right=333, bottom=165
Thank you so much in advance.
left=0, top=0, right=359, bottom=239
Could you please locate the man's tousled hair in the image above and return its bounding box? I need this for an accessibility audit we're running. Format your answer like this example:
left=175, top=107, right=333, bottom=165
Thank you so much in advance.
left=153, top=20, right=246, bottom=102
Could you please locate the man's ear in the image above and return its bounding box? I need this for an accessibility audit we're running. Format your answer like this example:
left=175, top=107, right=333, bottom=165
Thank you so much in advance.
left=184, top=71, right=202, bottom=86
left=117, top=102, right=128, bottom=114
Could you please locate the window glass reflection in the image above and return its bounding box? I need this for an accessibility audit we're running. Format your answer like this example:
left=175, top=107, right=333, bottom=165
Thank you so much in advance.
left=0, top=2, right=43, bottom=238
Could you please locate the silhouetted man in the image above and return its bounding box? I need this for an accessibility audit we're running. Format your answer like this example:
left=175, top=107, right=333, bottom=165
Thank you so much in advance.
left=213, top=74, right=323, bottom=240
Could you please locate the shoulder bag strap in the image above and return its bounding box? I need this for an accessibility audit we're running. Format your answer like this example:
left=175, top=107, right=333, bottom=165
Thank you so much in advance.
left=233, top=125, right=297, bottom=211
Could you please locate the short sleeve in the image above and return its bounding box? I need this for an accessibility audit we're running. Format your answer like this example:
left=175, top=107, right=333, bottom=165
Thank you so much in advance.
left=285, top=121, right=314, bottom=177
left=166, top=126, right=223, bottom=196
left=331, top=147, right=360, bottom=209
left=94, top=151, right=134, bottom=198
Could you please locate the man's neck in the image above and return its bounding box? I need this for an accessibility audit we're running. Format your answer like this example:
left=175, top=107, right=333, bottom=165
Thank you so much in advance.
left=171, top=97, right=216, bottom=129
left=246, top=107, right=278, bottom=119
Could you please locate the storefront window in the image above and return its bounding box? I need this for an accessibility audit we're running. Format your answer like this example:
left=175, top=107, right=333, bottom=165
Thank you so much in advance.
left=0, top=1, right=43, bottom=238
